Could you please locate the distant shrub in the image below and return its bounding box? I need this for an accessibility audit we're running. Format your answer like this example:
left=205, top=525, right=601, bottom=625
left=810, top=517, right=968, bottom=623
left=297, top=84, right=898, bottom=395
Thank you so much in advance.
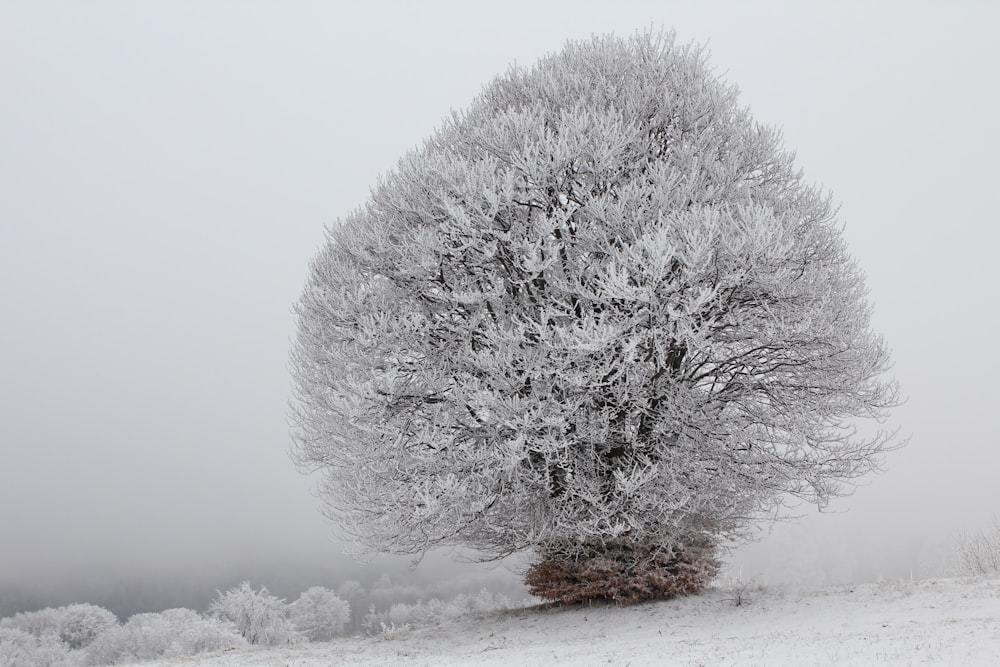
left=367, top=581, right=424, bottom=611
left=58, top=604, right=118, bottom=650
left=288, top=587, right=350, bottom=641
left=0, top=603, right=116, bottom=650
left=84, top=607, right=244, bottom=665
left=335, top=580, right=370, bottom=633
left=363, top=590, right=513, bottom=635
left=208, top=582, right=301, bottom=646
left=0, top=626, right=79, bottom=667
left=957, top=517, right=1000, bottom=577
left=449, top=590, right=516, bottom=615
left=0, top=607, right=65, bottom=639
left=389, top=598, right=447, bottom=628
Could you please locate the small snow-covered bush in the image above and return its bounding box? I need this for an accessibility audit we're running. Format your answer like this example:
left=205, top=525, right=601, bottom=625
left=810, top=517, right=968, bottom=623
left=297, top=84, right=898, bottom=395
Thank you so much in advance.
left=84, top=608, right=244, bottom=666
left=288, top=587, right=350, bottom=641
left=208, top=582, right=301, bottom=646
left=391, top=598, right=447, bottom=628
left=719, top=567, right=758, bottom=607
left=0, top=628, right=35, bottom=667
left=0, top=603, right=116, bottom=650
left=363, top=590, right=514, bottom=635
left=449, top=590, right=515, bottom=615
left=0, top=626, right=79, bottom=667
left=958, top=517, right=1000, bottom=576
left=0, top=606, right=66, bottom=639
left=58, top=604, right=118, bottom=650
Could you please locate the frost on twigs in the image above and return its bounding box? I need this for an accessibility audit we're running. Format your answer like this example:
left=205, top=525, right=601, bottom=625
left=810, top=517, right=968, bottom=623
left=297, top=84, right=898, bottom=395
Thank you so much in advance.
left=291, top=30, right=901, bottom=605
left=957, top=517, right=1000, bottom=577
left=288, top=586, right=350, bottom=641
left=208, top=582, right=301, bottom=646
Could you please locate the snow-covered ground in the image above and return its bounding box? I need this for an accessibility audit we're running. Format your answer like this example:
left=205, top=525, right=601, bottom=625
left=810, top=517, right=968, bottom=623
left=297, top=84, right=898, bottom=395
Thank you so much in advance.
left=132, top=577, right=999, bottom=666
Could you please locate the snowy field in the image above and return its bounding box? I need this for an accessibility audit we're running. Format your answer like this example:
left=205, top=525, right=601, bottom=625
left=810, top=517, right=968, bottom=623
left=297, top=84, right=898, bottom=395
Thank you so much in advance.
left=132, top=577, right=999, bottom=666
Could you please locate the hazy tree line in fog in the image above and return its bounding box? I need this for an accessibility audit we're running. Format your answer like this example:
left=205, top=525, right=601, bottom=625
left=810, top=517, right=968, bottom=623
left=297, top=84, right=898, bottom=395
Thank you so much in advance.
left=0, top=571, right=527, bottom=665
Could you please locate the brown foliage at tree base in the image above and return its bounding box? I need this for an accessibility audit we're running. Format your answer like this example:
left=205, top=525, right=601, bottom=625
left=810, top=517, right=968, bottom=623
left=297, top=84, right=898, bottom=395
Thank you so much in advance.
left=525, top=539, right=720, bottom=605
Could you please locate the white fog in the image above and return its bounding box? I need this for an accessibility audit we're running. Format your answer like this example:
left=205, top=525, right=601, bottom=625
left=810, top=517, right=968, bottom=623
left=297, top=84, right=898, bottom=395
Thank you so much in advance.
left=1, top=1, right=998, bottom=664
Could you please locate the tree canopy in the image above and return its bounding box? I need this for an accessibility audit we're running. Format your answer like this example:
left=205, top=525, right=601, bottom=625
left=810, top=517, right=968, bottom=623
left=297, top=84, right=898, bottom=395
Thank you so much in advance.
left=291, top=31, right=899, bottom=603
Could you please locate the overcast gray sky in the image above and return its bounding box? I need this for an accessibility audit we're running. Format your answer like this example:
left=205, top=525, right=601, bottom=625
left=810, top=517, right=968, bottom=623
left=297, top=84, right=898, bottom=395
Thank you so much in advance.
left=2, top=0, right=998, bottom=601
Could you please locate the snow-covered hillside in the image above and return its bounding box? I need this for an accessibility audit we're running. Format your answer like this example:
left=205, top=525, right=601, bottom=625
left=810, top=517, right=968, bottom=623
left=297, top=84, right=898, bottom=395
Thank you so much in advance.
left=133, top=577, right=999, bottom=666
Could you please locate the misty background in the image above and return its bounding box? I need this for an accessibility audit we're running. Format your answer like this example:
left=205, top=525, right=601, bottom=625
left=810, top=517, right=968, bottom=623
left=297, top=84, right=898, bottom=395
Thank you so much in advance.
left=2, top=1, right=998, bottom=618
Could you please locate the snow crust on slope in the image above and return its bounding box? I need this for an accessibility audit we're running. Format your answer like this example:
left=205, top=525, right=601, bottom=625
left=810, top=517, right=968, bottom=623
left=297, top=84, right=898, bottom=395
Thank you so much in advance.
left=132, top=577, right=999, bottom=666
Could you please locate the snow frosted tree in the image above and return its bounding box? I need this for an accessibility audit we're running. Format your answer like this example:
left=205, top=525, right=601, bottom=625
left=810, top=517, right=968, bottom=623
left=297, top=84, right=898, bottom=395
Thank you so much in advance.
left=57, top=603, right=118, bottom=650
left=288, top=587, right=350, bottom=641
left=291, top=32, right=900, bottom=604
left=84, top=608, right=245, bottom=665
left=208, top=583, right=300, bottom=646
left=0, top=603, right=117, bottom=650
